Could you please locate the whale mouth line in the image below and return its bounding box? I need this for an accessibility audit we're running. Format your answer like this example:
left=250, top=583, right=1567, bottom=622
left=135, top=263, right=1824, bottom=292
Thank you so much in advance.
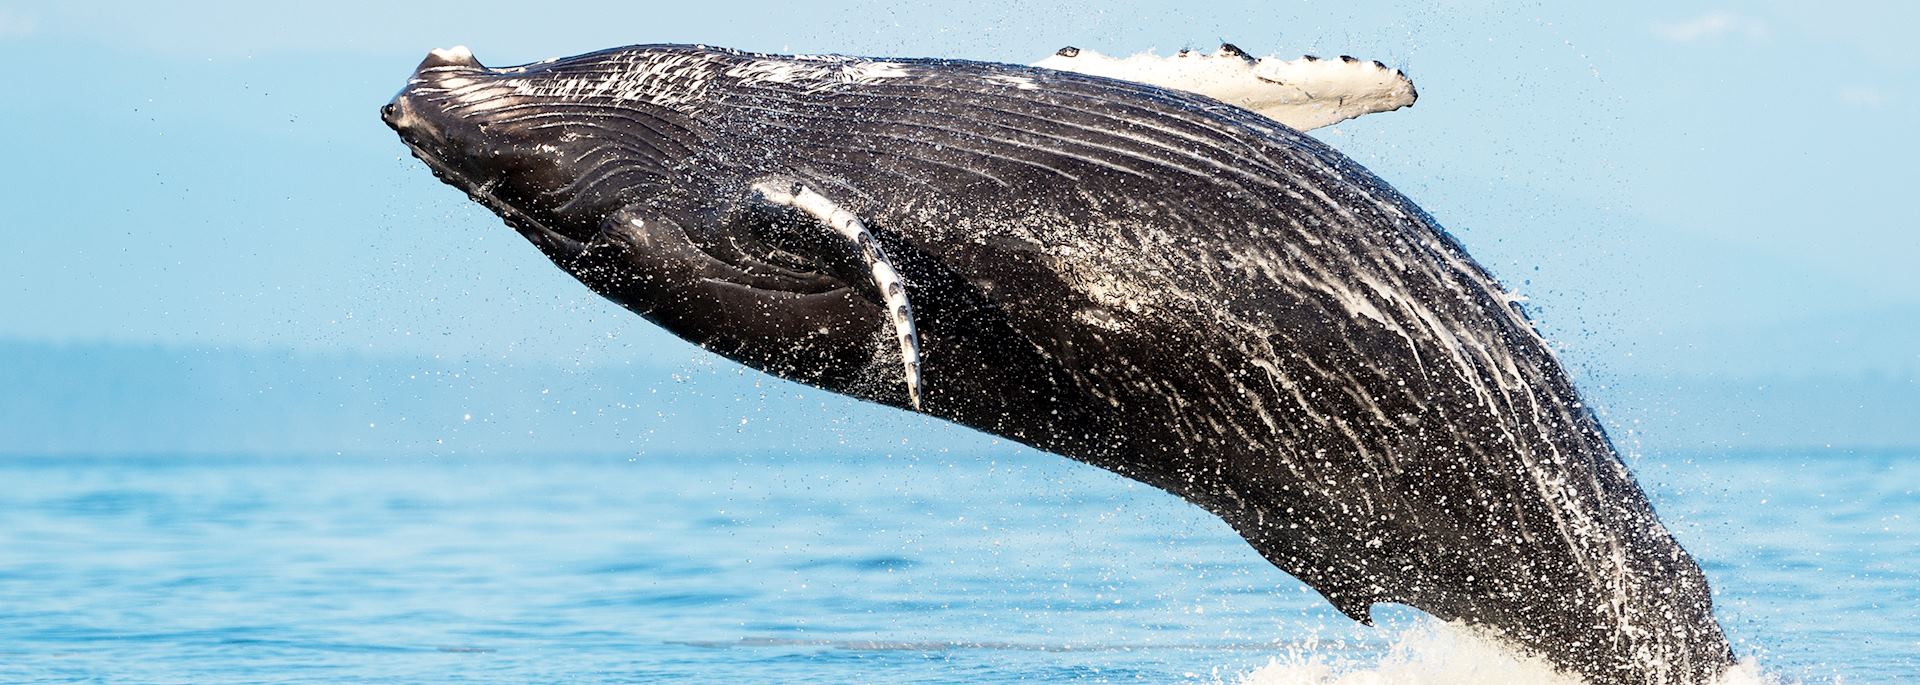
left=391, top=134, right=588, bottom=260
left=396, top=126, right=846, bottom=298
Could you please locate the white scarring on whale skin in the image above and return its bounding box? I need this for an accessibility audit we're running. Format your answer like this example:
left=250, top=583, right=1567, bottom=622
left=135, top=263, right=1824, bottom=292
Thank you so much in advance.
left=752, top=181, right=924, bottom=409
left=1033, top=45, right=1416, bottom=131
left=726, top=58, right=913, bottom=94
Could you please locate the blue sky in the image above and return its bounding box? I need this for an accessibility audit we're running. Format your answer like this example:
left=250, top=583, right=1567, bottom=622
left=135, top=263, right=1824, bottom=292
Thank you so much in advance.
left=0, top=1, right=1914, bottom=454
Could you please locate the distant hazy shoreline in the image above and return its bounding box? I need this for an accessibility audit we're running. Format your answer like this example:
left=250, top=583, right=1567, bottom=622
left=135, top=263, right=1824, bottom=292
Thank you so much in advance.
left=2, top=339, right=1912, bottom=458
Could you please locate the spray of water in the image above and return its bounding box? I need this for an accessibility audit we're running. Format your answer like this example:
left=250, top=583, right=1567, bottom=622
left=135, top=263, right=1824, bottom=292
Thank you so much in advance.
left=1238, top=622, right=1784, bottom=685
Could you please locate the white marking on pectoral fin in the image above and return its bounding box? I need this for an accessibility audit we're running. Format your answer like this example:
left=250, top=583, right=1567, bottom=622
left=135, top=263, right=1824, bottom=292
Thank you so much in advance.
left=1033, top=44, right=1416, bottom=131
left=751, top=181, right=924, bottom=410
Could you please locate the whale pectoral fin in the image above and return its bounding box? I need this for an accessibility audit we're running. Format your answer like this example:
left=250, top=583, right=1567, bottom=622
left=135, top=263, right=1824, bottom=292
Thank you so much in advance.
left=746, top=181, right=923, bottom=410
left=1031, top=44, right=1416, bottom=130
left=1244, top=53, right=1417, bottom=130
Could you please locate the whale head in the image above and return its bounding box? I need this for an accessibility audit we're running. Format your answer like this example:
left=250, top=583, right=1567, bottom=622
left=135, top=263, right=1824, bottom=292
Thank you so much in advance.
left=382, top=46, right=706, bottom=250
left=383, top=45, right=930, bottom=402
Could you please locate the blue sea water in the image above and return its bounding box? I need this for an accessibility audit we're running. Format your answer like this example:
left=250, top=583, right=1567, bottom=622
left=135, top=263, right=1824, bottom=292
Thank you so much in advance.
left=0, top=450, right=1911, bottom=683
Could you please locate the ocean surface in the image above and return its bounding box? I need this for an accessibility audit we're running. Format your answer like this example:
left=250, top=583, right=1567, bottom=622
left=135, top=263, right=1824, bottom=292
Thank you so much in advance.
left=0, top=449, right=1912, bottom=683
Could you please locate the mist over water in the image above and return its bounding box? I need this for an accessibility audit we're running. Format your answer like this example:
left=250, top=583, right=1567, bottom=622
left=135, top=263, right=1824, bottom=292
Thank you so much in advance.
left=0, top=450, right=1908, bottom=683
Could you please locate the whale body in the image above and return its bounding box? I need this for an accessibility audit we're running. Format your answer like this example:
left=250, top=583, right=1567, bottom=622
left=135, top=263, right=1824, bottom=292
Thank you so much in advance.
left=382, top=44, right=1734, bottom=684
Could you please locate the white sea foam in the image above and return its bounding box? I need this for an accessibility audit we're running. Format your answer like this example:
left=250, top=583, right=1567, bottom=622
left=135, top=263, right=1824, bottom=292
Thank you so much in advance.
left=1237, top=622, right=1786, bottom=685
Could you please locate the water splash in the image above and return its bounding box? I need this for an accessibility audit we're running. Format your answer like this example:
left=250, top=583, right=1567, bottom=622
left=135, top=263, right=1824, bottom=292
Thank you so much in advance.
left=1238, top=622, right=1787, bottom=685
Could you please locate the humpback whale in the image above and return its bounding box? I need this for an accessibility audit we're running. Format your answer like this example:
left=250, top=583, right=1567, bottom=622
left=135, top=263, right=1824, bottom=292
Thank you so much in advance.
left=382, top=43, right=1734, bottom=684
